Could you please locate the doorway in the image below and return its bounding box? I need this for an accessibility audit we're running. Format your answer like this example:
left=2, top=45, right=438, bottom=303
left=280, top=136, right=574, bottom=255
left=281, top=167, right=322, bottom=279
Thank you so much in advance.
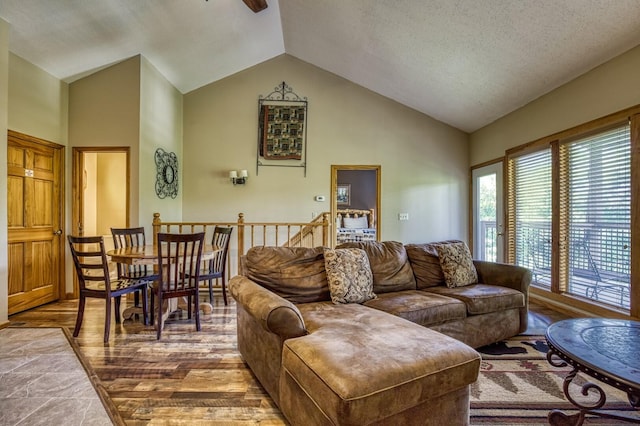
left=471, top=161, right=504, bottom=262
left=331, top=165, right=381, bottom=246
left=72, top=147, right=129, bottom=295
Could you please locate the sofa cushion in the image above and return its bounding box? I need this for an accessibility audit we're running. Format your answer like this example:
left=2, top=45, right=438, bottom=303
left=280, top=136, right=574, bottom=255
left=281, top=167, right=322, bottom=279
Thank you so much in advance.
left=336, top=241, right=416, bottom=294
left=405, top=243, right=446, bottom=288
left=244, top=246, right=330, bottom=303
left=363, top=290, right=466, bottom=327
left=435, top=241, right=478, bottom=287
left=423, top=284, right=525, bottom=315
left=284, top=303, right=481, bottom=425
left=323, top=248, right=376, bottom=304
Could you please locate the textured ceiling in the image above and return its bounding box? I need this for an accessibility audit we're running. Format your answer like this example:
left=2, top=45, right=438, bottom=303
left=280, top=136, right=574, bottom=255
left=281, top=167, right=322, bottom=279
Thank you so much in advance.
left=2, top=0, right=640, bottom=132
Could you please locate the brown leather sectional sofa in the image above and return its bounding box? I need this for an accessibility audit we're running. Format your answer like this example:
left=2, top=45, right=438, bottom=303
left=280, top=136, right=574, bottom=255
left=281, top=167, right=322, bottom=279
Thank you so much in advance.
left=229, top=240, right=531, bottom=425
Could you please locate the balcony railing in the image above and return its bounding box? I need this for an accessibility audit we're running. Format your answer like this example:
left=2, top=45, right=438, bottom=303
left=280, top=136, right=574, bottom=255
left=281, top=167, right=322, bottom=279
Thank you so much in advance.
left=508, top=220, right=630, bottom=309
left=478, top=220, right=497, bottom=262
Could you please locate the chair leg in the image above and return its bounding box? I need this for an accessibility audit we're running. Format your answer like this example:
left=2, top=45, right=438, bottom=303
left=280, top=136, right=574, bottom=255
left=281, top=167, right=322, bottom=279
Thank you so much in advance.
left=73, top=296, right=86, bottom=338
left=194, top=291, right=201, bottom=332
left=114, top=295, right=122, bottom=324
left=104, top=297, right=112, bottom=344
left=141, top=285, right=149, bottom=326
left=156, top=293, right=163, bottom=340
left=222, top=276, right=228, bottom=306
left=150, top=291, right=155, bottom=326
left=209, top=280, right=214, bottom=305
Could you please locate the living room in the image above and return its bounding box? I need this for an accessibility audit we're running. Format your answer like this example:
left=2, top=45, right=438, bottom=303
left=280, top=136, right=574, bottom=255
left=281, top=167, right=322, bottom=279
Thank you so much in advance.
left=2, top=1, right=640, bottom=327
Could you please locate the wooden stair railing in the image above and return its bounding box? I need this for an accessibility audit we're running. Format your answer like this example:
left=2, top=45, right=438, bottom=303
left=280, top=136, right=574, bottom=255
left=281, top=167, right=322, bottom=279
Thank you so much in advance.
left=285, top=213, right=332, bottom=248
left=152, top=212, right=332, bottom=279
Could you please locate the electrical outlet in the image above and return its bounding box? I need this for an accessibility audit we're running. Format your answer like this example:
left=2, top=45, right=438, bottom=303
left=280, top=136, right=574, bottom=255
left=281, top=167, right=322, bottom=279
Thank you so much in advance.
left=398, top=213, right=409, bottom=221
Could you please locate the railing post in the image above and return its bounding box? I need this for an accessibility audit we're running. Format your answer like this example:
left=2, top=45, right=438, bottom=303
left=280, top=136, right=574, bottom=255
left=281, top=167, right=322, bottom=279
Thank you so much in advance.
left=152, top=212, right=161, bottom=247
left=322, top=212, right=331, bottom=248
left=237, top=213, right=245, bottom=268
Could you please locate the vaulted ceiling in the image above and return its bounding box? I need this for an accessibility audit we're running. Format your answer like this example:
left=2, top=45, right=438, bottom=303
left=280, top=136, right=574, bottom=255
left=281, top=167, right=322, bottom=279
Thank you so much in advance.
left=2, top=0, right=640, bottom=132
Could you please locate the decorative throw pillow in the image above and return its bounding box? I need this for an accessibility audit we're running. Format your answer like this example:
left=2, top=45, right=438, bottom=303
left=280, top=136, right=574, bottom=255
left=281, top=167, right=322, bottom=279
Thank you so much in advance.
left=435, top=242, right=478, bottom=288
left=323, top=248, right=376, bottom=304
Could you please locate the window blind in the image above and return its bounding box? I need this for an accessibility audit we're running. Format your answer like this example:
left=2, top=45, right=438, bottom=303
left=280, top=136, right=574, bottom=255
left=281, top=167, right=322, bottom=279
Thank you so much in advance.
left=563, top=124, right=631, bottom=308
left=508, top=149, right=552, bottom=287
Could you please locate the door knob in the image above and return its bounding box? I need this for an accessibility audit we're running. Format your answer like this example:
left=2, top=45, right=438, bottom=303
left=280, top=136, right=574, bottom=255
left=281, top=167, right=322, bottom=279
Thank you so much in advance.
left=53, top=229, right=63, bottom=236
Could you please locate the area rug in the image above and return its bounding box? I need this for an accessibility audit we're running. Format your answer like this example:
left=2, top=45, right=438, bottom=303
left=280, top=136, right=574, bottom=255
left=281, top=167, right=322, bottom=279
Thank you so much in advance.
left=0, top=327, right=123, bottom=426
left=471, top=335, right=640, bottom=425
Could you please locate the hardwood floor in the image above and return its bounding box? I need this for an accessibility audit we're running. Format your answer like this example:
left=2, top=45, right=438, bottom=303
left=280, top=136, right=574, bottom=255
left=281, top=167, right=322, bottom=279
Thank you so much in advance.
left=6, top=293, right=570, bottom=425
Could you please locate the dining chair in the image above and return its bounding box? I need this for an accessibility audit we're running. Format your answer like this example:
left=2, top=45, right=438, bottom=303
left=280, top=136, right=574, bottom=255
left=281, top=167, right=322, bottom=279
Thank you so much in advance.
left=68, top=235, right=150, bottom=343
left=199, top=226, right=233, bottom=305
left=151, top=232, right=205, bottom=339
left=111, top=227, right=158, bottom=312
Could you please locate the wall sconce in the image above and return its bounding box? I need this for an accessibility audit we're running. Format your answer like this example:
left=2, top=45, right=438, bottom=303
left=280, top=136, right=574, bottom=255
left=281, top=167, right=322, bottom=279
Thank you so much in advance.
left=229, top=170, right=249, bottom=185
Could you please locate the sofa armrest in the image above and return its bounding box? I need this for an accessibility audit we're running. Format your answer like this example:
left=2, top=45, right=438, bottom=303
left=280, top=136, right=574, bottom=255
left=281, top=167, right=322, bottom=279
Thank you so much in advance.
left=473, top=260, right=531, bottom=294
left=474, top=260, right=531, bottom=334
left=229, top=275, right=308, bottom=339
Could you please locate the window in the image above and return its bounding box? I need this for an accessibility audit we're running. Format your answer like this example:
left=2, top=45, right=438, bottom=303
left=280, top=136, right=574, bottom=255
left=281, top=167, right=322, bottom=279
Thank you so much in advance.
left=561, top=124, right=631, bottom=309
left=504, top=109, right=639, bottom=317
left=507, top=149, right=552, bottom=288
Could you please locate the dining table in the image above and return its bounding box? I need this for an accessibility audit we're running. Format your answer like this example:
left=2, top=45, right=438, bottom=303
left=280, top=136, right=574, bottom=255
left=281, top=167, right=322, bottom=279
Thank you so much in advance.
left=107, top=244, right=220, bottom=324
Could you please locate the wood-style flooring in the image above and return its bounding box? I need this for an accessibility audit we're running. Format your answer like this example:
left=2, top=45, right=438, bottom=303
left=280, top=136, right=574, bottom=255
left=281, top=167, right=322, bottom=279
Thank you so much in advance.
left=6, top=292, right=570, bottom=425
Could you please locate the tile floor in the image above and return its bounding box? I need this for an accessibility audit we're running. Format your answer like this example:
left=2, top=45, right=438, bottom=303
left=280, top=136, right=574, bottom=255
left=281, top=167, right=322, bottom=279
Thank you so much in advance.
left=0, top=327, right=112, bottom=426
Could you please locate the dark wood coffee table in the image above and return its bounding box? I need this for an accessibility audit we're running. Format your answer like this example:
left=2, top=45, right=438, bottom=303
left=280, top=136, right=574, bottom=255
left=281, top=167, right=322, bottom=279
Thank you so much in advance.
left=545, top=318, right=640, bottom=425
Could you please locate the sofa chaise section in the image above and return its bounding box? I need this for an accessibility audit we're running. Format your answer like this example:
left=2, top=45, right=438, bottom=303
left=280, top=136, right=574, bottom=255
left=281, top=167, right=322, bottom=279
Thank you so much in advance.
left=282, top=302, right=480, bottom=425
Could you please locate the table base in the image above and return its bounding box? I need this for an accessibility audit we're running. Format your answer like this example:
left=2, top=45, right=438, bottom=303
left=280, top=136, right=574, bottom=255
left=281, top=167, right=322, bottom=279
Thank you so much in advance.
left=122, top=301, right=213, bottom=323
left=549, top=408, right=640, bottom=426
left=547, top=352, right=640, bottom=425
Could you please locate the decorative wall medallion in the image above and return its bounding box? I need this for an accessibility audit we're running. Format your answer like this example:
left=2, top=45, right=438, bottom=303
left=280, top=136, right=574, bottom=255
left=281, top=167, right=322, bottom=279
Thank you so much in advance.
left=155, top=148, right=178, bottom=199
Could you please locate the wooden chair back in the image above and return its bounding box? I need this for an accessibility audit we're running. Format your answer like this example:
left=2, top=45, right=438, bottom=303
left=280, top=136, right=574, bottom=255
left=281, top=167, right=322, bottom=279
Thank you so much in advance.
left=68, top=235, right=113, bottom=295
left=111, top=227, right=151, bottom=279
left=210, top=226, right=233, bottom=277
left=157, top=232, right=205, bottom=294
left=152, top=232, right=205, bottom=339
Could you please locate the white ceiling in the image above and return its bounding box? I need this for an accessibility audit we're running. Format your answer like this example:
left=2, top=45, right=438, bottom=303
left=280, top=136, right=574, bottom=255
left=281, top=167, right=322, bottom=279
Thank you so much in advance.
left=2, top=0, right=640, bottom=132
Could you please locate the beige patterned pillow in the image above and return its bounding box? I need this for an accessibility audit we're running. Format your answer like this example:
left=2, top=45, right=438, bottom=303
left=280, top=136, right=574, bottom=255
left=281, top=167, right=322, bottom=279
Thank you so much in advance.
left=323, top=248, right=376, bottom=304
left=435, top=242, right=478, bottom=288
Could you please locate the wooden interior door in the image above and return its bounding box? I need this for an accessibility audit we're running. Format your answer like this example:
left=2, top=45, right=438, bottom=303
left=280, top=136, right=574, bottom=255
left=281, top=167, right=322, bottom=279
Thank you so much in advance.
left=7, top=130, right=64, bottom=315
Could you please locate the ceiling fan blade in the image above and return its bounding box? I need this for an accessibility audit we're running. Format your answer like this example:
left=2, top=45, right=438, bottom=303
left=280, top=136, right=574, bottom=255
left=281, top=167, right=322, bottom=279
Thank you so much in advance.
left=242, top=0, right=268, bottom=13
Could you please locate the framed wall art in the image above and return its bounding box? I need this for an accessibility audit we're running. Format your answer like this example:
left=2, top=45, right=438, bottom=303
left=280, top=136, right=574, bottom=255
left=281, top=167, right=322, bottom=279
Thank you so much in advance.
left=256, top=81, right=308, bottom=176
left=337, top=184, right=351, bottom=206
